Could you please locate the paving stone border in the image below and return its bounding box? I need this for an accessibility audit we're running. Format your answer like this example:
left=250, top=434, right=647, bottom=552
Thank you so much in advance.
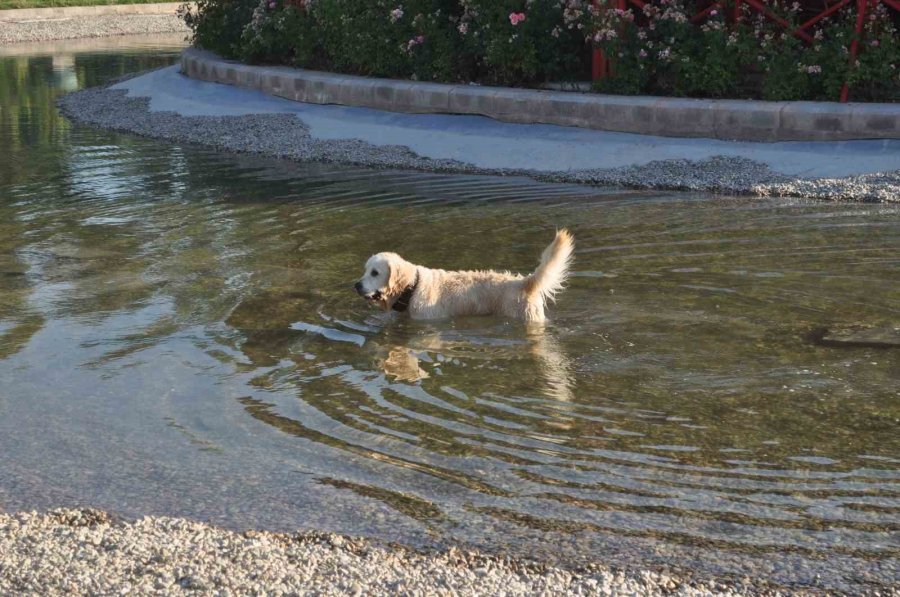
left=0, top=2, right=183, bottom=20
left=181, top=47, right=900, bottom=142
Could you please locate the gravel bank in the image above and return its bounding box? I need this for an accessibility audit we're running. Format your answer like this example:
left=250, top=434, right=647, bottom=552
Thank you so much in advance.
left=0, top=14, right=187, bottom=44
left=0, top=508, right=789, bottom=596
left=57, top=78, right=900, bottom=203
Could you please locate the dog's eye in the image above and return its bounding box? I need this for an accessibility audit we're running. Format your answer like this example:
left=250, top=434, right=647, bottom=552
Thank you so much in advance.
left=370, top=269, right=378, bottom=277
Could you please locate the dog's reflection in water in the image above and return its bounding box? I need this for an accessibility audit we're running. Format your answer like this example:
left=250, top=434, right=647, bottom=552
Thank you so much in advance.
left=377, top=323, right=574, bottom=402
left=381, top=345, right=431, bottom=382
left=526, top=325, right=575, bottom=403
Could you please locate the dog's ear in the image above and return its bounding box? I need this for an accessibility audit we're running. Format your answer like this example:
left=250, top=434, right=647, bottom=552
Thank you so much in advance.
left=386, top=256, right=415, bottom=298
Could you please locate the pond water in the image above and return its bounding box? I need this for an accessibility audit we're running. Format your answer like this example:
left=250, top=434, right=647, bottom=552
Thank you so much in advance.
left=1, top=35, right=898, bottom=592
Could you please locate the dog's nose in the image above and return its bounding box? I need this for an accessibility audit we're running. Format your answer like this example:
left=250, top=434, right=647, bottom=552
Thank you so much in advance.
left=353, top=281, right=363, bottom=295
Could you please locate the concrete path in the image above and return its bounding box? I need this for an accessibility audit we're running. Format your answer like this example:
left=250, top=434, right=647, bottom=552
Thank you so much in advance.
left=119, top=66, right=900, bottom=178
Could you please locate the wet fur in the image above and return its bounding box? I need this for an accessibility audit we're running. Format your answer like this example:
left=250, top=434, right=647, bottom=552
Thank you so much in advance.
left=356, top=230, right=573, bottom=323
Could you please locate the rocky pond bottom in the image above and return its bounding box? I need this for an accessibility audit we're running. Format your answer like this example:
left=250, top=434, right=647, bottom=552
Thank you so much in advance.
left=1, top=37, right=898, bottom=594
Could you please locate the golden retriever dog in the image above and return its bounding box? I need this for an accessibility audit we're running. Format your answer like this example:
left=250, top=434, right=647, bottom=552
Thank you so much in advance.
left=354, top=229, right=573, bottom=322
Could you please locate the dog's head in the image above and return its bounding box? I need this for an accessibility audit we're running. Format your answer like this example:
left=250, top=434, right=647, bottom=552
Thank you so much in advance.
left=354, top=252, right=417, bottom=311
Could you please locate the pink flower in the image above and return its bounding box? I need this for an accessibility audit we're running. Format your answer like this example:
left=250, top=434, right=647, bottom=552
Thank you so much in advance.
left=268, top=1, right=276, bottom=7
left=389, top=7, right=403, bottom=23
left=638, top=49, right=648, bottom=58
left=709, top=9, right=717, bottom=16
left=871, top=39, right=880, bottom=47
left=458, top=22, right=468, bottom=35
left=509, top=12, right=526, bottom=25
left=406, top=35, right=425, bottom=51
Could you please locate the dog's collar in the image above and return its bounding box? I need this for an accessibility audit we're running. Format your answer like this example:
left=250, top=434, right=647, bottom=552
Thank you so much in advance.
left=392, top=271, right=419, bottom=313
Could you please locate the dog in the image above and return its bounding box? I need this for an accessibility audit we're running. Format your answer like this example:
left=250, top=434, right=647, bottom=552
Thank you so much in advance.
left=354, top=229, right=573, bottom=322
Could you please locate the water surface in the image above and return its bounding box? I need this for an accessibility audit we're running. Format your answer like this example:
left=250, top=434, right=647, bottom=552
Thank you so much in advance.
left=1, top=35, right=898, bottom=592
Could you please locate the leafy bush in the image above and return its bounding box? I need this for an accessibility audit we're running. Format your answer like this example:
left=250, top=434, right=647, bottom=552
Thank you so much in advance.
left=460, top=0, right=588, bottom=85
left=239, top=0, right=319, bottom=66
left=179, top=0, right=259, bottom=59
left=582, top=0, right=899, bottom=101
left=313, top=0, right=465, bottom=80
left=181, top=0, right=900, bottom=101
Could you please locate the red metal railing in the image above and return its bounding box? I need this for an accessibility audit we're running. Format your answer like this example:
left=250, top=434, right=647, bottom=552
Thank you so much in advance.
left=591, top=0, right=900, bottom=102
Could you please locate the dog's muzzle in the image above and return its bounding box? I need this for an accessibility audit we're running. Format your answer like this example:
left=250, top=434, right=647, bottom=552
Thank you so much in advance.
left=354, top=281, right=381, bottom=301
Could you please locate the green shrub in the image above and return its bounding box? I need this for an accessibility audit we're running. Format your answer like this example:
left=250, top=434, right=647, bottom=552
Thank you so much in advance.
left=311, top=0, right=413, bottom=76
left=180, top=0, right=900, bottom=101
left=239, top=0, right=319, bottom=66
left=461, top=0, right=587, bottom=85
left=179, top=0, right=258, bottom=59
left=584, top=0, right=898, bottom=101
left=311, top=0, right=467, bottom=80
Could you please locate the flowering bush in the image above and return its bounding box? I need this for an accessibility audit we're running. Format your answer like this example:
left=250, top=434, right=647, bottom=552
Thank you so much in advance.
left=578, top=0, right=899, bottom=101
left=181, top=0, right=900, bottom=101
left=179, top=0, right=259, bottom=58
left=239, top=0, right=318, bottom=65
left=312, top=0, right=466, bottom=79
left=457, top=0, right=588, bottom=85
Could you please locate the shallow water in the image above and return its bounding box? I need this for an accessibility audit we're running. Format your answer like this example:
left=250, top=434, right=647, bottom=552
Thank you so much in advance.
left=1, top=36, right=898, bottom=592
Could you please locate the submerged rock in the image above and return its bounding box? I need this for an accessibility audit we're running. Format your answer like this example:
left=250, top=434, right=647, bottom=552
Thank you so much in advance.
left=812, top=325, right=900, bottom=348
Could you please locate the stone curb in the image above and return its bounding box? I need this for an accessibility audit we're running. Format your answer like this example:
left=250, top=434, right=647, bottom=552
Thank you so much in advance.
left=0, top=2, right=184, bottom=20
left=181, top=47, right=900, bottom=142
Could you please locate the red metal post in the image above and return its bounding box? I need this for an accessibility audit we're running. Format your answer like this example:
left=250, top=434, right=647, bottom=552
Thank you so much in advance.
left=612, top=0, right=626, bottom=77
left=591, top=0, right=607, bottom=81
left=592, top=47, right=607, bottom=80
left=589, top=0, right=897, bottom=100
left=591, top=0, right=632, bottom=81
left=691, top=2, right=723, bottom=23
left=742, top=0, right=814, bottom=41
left=840, top=0, right=869, bottom=102
left=794, top=0, right=852, bottom=35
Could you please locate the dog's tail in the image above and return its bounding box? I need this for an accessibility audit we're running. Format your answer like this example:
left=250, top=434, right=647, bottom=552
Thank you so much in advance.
left=524, top=229, right=574, bottom=304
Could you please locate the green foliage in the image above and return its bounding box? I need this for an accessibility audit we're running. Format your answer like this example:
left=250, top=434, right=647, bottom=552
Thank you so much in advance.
left=180, top=0, right=900, bottom=101
left=239, top=1, right=319, bottom=66
left=461, top=0, right=587, bottom=85
left=759, top=33, right=811, bottom=100
left=179, top=0, right=259, bottom=59
left=307, top=0, right=465, bottom=80
left=846, top=23, right=900, bottom=102
left=312, top=0, right=411, bottom=76
left=586, top=0, right=899, bottom=101
left=181, top=0, right=589, bottom=85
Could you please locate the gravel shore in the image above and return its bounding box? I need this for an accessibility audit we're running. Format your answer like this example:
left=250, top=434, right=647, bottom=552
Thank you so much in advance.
left=0, top=508, right=796, bottom=596
left=0, top=14, right=187, bottom=44
left=56, top=81, right=900, bottom=203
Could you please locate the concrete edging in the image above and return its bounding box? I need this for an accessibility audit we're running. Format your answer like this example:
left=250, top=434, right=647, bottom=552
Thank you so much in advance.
left=181, top=47, right=900, bottom=142
left=0, top=2, right=183, bottom=20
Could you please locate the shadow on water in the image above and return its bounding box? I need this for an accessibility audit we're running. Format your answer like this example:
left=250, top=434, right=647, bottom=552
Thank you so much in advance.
left=0, top=35, right=898, bottom=592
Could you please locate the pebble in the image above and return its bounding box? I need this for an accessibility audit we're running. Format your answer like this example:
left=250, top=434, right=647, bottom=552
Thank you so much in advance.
left=0, top=507, right=797, bottom=596
left=55, top=82, right=900, bottom=203
left=0, top=15, right=188, bottom=45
